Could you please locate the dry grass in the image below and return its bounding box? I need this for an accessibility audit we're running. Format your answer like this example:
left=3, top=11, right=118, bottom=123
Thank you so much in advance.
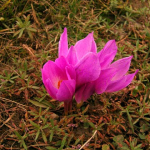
left=0, top=0, right=150, bottom=149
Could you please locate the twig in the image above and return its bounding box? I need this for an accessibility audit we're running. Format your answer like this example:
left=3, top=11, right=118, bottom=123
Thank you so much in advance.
left=0, top=97, right=28, bottom=111
left=22, top=44, right=41, bottom=69
left=23, top=44, right=35, bottom=58
left=79, top=130, right=97, bottom=150
left=117, top=35, right=129, bottom=44
left=0, top=113, right=15, bottom=128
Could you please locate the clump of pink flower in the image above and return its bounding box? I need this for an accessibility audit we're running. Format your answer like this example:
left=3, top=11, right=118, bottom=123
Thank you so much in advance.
left=41, top=28, right=138, bottom=114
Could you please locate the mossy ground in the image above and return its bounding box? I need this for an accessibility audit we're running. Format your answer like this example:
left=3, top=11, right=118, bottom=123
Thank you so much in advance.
left=0, top=0, right=150, bottom=149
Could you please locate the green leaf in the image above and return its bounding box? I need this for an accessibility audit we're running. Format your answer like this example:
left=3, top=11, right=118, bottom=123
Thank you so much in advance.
left=42, top=130, right=47, bottom=144
left=49, top=130, right=54, bottom=142
left=16, top=17, right=23, bottom=27
left=41, top=100, right=55, bottom=108
left=27, top=27, right=37, bottom=32
left=14, top=131, right=22, bottom=140
left=60, top=134, right=68, bottom=149
left=74, top=138, right=81, bottom=145
left=134, top=144, right=142, bottom=150
left=42, top=123, right=50, bottom=129
left=28, top=111, right=38, bottom=116
left=14, top=28, right=23, bottom=37
left=102, top=144, right=110, bottom=150
left=29, top=99, right=48, bottom=108
left=22, top=140, right=28, bottom=150
left=29, top=86, right=40, bottom=89
left=88, top=121, right=96, bottom=129
left=126, top=107, right=134, bottom=133
left=11, top=76, right=18, bottom=80
left=35, top=129, right=40, bottom=141
left=29, top=120, right=40, bottom=128
left=27, top=30, right=33, bottom=39
left=113, top=135, right=124, bottom=142
left=97, top=123, right=105, bottom=130
left=46, top=146, right=57, bottom=150
left=113, top=135, right=129, bottom=149
left=67, top=134, right=74, bottom=145
left=139, top=133, right=146, bottom=139
left=25, top=15, right=30, bottom=22
left=50, top=119, right=54, bottom=127
left=18, top=28, right=25, bottom=38
left=25, top=21, right=30, bottom=27
left=121, top=146, right=130, bottom=150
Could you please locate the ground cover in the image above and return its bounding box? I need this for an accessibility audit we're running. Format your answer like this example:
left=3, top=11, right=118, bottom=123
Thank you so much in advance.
left=0, top=0, right=150, bottom=149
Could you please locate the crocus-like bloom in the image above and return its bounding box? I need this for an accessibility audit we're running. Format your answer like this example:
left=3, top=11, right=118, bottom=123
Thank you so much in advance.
left=95, top=40, right=139, bottom=94
left=58, top=28, right=138, bottom=104
left=42, top=28, right=138, bottom=113
left=42, top=29, right=101, bottom=113
left=58, top=28, right=101, bottom=100
left=59, top=28, right=101, bottom=88
left=41, top=56, right=76, bottom=114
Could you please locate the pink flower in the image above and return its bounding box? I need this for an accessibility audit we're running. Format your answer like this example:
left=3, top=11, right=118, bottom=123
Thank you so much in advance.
left=74, top=39, right=138, bottom=103
left=41, top=56, right=76, bottom=114
left=42, top=28, right=138, bottom=112
left=59, top=28, right=97, bottom=65
left=58, top=28, right=138, bottom=103
left=59, top=28, right=101, bottom=88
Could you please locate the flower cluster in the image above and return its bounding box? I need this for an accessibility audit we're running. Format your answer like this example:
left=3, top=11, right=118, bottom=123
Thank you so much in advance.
left=41, top=28, right=138, bottom=114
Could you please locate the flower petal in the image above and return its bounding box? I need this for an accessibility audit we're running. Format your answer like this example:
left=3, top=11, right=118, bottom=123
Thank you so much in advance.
left=105, top=70, right=139, bottom=92
left=95, top=68, right=116, bottom=94
left=45, top=79, right=58, bottom=99
left=98, top=40, right=117, bottom=57
left=110, top=56, right=133, bottom=80
left=75, top=32, right=96, bottom=60
left=75, top=52, right=100, bottom=87
left=55, top=56, right=68, bottom=73
left=42, top=60, right=66, bottom=88
left=91, top=36, right=97, bottom=53
left=56, top=79, right=76, bottom=102
left=66, top=46, right=78, bottom=65
left=58, top=28, right=68, bottom=57
left=65, top=66, right=76, bottom=80
left=75, top=82, right=95, bottom=103
left=98, top=40, right=117, bottom=67
left=100, top=51, right=117, bottom=69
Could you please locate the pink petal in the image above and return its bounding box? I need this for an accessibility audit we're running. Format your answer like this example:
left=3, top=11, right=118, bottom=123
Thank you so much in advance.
left=75, top=32, right=96, bottom=60
left=91, top=36, right=97, bottom=53
left=42, top=60, right=67, bottom=88
left=75, top=82, right=95, bottom=103
left=98, top=40, right=117, bottom=67
left=98, top=40, right=117, bottom=57
left=56, top=79, right=76, bottom=102
left=95, top=68, right=116, bottom=94
left=45, top=79, right=58, bottom=99
left=66, top=46, right=78, bottom=65
left=110, top=56, right=133, bottom=80
left=65, top=66, right=76, bottom=80
left=55, top=56, right=68, bottom=73
left=100, top=51, right=117, bottom=69
left=75, top=52, right=100, bottom=87
left=105, top=70, right=139, bottom=92
left=58, top=28, right=68, bottom=57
